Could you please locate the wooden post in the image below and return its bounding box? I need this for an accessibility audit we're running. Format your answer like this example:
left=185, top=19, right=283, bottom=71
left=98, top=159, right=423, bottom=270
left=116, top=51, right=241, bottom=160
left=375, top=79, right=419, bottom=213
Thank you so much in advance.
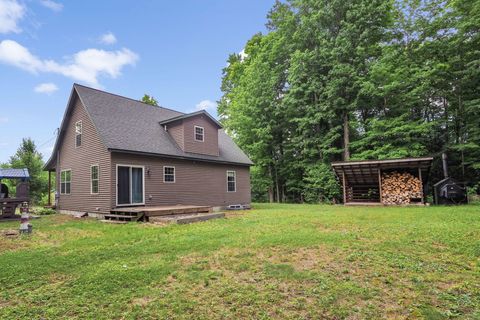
left=48, top=170, right=51, bottom=206
left=378, top=169, right=383, bottom=204
left=418, top=167, right=424, bottom=204
left=342, top=171, right=347, bottom=204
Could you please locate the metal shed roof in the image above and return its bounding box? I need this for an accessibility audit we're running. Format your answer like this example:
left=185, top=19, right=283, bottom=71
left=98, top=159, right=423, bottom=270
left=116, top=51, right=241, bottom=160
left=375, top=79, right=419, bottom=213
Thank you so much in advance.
left=331, top=157, right=433, bottom=184
left=0, top=168, right=30, bottom=180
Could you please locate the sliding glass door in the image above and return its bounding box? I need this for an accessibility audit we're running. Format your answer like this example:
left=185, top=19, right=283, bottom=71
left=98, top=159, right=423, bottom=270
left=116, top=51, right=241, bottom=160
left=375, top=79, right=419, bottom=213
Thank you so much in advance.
left=117, top=165, right=144, bottom=205
left=131, top=167, right=143, bottom=204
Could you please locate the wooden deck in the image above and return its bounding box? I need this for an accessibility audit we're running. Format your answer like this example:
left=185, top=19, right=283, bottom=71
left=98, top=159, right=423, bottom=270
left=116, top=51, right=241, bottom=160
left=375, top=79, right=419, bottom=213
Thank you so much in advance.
left=111, top=205, right=212, bottom=217
left=149, top=212, right=225, bottom=224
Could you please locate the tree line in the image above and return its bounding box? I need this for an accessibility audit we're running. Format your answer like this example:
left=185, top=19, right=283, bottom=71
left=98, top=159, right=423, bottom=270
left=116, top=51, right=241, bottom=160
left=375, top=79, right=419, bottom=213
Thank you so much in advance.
left=218, top=0, right=480, bottom=203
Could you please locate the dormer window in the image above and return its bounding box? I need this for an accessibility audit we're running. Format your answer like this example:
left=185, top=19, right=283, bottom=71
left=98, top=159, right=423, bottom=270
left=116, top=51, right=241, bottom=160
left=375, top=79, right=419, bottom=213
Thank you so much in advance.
left=158, top=111, right=221, bottom=156
left=75, top=121, right=82, bottom=147
left=194, top=126, right=204, bottom=142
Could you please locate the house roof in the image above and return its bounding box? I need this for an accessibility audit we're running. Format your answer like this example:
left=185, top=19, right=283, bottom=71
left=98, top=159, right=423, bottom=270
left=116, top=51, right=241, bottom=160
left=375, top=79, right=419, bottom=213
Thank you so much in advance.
left=44, top=84, right=253, bottom=170
left=332, top=157, right=433, bottom=184
left=159, top=110, right=223, bottom=128
left=0, top=168, right=30, bottom=180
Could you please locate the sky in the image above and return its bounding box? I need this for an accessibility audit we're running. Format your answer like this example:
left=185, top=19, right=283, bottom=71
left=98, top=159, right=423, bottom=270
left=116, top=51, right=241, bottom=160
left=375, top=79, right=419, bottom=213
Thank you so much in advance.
left=0, top=0, right=275, bottom=163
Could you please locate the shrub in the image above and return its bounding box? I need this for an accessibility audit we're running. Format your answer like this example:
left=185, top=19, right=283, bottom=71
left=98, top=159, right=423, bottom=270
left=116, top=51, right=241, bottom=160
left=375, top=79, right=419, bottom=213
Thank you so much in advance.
left=36, top=207, right=56, bottom=215
left=303, top=163, right=341, bottom=203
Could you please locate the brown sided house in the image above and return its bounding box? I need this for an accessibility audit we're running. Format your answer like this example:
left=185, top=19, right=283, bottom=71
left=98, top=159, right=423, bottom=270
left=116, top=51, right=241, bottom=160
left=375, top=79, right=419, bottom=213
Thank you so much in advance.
left=44, top=84, right=252, bottom=216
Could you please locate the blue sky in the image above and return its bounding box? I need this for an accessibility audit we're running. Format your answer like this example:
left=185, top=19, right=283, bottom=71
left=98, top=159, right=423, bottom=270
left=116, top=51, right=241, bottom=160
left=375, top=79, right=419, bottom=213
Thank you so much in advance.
left=0, top=0, right=275, bottom=163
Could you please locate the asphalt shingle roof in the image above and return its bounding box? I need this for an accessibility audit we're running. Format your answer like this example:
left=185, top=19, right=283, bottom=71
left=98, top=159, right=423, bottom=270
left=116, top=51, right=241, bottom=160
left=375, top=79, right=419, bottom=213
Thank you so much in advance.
left=46, top=84, right=252, bottom=169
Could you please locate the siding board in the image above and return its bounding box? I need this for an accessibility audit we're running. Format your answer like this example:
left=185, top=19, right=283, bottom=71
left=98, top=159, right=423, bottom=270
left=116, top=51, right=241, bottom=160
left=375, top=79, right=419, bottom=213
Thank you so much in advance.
left=57, top=94, right=111, bottom=214
left=182, top=115, right=219, bottom=156
left=111, top=152, right=250, bottom=208
left=167, top=121, right=184, bottom=150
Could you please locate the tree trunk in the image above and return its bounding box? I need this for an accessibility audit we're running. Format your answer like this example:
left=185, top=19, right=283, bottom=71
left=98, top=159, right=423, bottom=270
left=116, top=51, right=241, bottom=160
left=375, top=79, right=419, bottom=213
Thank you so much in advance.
left=275, top=164, right=280, bottom=203
left=268, top=165, right=274, bottom=203
left=444, top=97, right=449, bottom=146
left=343, top=111, right=350, bottom=160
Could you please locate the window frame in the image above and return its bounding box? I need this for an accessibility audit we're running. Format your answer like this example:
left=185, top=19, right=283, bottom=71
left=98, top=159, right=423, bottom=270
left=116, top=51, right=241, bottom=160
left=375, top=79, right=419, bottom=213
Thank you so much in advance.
left=75, top=120, right=82, bottom=148
left=60, top=169, right=72, bottom=195
left=194, top=125, right=204, bottom=142
left=163, top=166, right=176, bottom=183
left=90, top=165, right=99, bottom=195
left=227, top=170, right=236, bottom=192
left=115, top=164, right=145, bottom=207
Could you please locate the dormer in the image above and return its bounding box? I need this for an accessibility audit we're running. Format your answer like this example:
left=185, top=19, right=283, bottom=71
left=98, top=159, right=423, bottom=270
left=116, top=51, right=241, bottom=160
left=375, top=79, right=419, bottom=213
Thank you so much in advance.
left=160, top=110, right=221, bottom=156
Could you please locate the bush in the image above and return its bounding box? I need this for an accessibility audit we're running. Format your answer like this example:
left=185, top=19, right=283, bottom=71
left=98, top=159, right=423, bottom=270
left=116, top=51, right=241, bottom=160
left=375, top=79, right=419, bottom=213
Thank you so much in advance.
left=39, top=192, right=55, bottom=207
left=35, top=207, right=56, bottom=215
left=303, top=163, right=341, bottom=203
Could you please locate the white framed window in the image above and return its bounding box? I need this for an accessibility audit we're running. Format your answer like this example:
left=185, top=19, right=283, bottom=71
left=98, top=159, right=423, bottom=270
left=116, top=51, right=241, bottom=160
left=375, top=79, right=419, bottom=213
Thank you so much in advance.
left=75, top=121, right=82, bottom=147
left=194, top=126, right=204, bottom=142
left=60, top=170, right=71, bottom=195
left=164, top=166, right=175, bottom=183
left=91, top=165, right=99, bottom=194
left=227, top=170, right=236, bottom=192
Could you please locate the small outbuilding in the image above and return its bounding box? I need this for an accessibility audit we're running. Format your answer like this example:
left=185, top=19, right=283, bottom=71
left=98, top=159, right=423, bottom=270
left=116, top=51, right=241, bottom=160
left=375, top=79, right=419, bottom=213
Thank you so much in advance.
left=332, top=157, right=433, bottom=205
left=0, top=168, right=30, bottom=220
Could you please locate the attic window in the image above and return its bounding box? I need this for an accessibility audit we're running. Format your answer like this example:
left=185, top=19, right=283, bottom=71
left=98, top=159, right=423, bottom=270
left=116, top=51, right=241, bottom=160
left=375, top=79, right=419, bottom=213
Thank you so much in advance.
left=75, top=121, right=82, bottom=147
left=194, top=126, right=204, bottom=142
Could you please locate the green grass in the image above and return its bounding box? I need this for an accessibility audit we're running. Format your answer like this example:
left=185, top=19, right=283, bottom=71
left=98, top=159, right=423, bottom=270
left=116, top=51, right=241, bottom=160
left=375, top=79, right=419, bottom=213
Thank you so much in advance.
left=1, top=204, right=479, bottom=319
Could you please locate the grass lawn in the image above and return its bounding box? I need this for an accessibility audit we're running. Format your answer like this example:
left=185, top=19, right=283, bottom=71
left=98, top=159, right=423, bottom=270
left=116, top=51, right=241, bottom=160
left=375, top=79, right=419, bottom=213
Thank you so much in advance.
left=1, top=203, right=479, bottom=319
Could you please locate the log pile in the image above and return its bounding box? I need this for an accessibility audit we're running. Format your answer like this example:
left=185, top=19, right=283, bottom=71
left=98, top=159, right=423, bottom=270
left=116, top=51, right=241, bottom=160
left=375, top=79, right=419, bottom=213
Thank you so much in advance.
left=381, top=171, right=422, bottom=205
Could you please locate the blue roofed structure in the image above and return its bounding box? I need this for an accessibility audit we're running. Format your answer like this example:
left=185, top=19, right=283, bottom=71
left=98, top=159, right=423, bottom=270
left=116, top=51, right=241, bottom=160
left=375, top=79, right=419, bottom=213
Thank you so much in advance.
left=0, top=168, right=30, bottom=180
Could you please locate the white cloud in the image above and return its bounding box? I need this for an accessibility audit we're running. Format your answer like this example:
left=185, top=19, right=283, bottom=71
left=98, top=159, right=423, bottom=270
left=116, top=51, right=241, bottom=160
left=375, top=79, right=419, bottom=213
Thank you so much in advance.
left=195, top=99, right=217, bottom=112
left=0, top=40, right=43, bottom=72
left=239, top=49, right=248, bottom=61
left=34, top=82, right=58, bottom=94
left=0, top=40, right=139, bottom=87
left=39, top=0, right=63, bottom=12
left=0, top=117, right=9, bottom=123
left=0, top=0, right=25, bottom=34
left=100, top=32, right=117, bottom=45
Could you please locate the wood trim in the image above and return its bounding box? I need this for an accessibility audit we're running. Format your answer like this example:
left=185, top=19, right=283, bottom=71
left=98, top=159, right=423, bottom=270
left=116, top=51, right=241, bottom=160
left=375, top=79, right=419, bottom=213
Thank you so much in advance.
left=227, top=170, right=236, bottom=192
left=48, top=170, right=51, bottom=206
left=75, top=120, right=82, bottom=148
left=418, top=167, right=424, bottom=204
left=332, top=157, right=433, bottom=167
left=109, top=149, right=252, bottom=167
left=115, top=164, right=145, bottom=207
left=194, top=125, right=205, bottom=142
left=378, top=169, right=382, bottom=204
left=90, top=164, right=99, bottom=195
left=60, top=169, right=72, bottom=195
left=163, top=166, right=176, bottom=183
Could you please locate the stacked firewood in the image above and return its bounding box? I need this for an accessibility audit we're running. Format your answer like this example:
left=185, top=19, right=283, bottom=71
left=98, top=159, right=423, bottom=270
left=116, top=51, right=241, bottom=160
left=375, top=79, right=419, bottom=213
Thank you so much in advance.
left=381, top=171, right=422, bottom=205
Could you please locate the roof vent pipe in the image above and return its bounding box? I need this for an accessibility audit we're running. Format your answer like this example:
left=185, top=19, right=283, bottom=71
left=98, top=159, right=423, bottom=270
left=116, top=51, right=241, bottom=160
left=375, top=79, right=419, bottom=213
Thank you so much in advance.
left=442, top=153, right=449, bottom=179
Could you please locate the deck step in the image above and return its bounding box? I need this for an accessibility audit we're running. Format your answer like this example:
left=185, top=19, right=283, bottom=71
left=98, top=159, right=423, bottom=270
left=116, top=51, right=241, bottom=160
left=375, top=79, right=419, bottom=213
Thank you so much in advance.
left=149, top=212, right=225, bottom=224
left=104, top=214, right=139, bottom=221
left=111, top=205, right=212, bottom=217
left=100, top=219, right=128, bottom=224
